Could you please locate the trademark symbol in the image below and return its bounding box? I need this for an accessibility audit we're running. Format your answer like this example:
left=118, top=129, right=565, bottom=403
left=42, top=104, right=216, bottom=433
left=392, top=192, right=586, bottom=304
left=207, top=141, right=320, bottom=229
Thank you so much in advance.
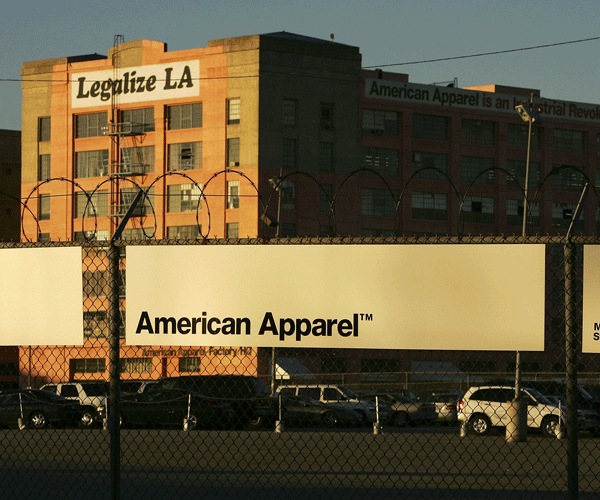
left=359, top=313, right=373, bottom=321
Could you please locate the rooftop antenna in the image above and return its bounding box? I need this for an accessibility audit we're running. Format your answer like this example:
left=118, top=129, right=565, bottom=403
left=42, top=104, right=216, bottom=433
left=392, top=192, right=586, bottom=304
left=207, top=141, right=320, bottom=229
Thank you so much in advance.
left=330, top=33, right=335, bottom=41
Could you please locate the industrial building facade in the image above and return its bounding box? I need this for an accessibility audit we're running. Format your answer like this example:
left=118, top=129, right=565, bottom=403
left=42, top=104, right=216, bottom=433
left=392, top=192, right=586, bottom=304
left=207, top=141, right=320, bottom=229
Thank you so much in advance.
left=18, top=32, right=600, bottom=387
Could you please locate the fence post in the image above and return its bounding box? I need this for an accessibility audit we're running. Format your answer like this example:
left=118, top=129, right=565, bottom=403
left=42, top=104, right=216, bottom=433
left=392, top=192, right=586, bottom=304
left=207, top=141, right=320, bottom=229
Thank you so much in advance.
left=108, top=240, right=121, bottom=500
left=564, top=239, right=579, bottom=500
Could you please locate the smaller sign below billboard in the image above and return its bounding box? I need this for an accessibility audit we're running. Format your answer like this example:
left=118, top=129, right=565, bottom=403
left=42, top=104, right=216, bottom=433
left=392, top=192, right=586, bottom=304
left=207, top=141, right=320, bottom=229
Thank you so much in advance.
left=0, top=247, right=84, bottom=346
left=582, top=245, right=600, bottom=353
left=126, top=244, right=545, bottom=351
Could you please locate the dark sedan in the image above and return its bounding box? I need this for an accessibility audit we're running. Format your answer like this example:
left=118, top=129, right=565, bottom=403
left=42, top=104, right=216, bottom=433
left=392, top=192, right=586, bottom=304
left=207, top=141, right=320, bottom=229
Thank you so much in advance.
left=0, top=389, right=83, bottom=429
left=278, top=396, right=363, bottom=428
left=101, top=389, right=234, bottom=430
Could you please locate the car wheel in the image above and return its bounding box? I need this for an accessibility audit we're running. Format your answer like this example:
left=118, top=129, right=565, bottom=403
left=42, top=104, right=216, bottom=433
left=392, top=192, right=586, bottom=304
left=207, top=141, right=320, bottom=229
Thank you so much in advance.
left=322, top=412, right=338, bottom=428
left=184, top=413, right=198, bottom=430
left=469, top=414, right=491, bottom=436
left=80, top=409, right=96, bottom=428
left=247, top=415, right=264, bottom=430
left=393, top=411, right=410, bottom=427
left=29, top=411, right=47, bottom=429
left=542, top=416, right=560, bottom=438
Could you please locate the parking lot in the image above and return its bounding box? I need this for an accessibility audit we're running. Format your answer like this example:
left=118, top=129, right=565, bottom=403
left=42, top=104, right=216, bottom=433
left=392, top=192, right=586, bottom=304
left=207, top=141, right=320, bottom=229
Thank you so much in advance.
left=2, top=425, right=600, bottom=500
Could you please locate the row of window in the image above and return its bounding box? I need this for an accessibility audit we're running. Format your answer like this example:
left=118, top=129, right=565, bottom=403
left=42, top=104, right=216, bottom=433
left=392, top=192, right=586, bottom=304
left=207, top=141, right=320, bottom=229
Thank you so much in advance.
left=38, top=100, right=240, bottom=143
left=38, top=140, right=240, bottom=180
left=363, top=110, right=589, bottom=154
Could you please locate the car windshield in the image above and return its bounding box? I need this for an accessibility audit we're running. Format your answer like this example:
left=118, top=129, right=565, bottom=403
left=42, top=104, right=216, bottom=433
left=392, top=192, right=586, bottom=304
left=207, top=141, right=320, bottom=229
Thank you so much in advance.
left=339, top=386, right=358, bottom=399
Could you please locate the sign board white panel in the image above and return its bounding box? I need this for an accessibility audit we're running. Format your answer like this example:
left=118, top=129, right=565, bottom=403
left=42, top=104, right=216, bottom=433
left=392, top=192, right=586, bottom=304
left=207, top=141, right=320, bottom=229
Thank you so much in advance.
left=126, top=245, right=545, bottom=351
left=71, top=61, right=200, bottom=108
left=0, top=247, right=83, bottom=346
left=582, top=245, right=600, bottom=352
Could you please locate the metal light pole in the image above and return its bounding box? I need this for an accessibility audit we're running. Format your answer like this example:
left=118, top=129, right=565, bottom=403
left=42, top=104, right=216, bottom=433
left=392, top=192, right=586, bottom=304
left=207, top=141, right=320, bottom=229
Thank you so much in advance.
left=269, top=169, right=283, bottom=395
left=507, top=93, right=541, bottom=442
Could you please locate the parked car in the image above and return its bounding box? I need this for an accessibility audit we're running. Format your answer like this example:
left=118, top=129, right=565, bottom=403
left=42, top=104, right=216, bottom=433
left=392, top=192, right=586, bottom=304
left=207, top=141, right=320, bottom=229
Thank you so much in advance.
left=0, top=389, right=83, bottom=429
left=98, top=388, right=233, bottom=430
left=149, top=375, right=275, bottom=429
left=360, top=392, right=437, bottom=427
left=277, top=385, right=391, bottom=425
left=41, top=381, right=108, bottom=428
left=423, top=393, right=459, bottom=424
left=277, top=395, right=363, bottom=428
left=458, top=385, right=565, bottom=437
left=119, top=380, right=158, bottom=395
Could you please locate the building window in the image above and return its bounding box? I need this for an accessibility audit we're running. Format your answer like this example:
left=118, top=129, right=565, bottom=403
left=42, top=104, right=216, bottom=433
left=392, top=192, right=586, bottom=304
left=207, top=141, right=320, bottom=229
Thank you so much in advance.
left=83, top=311, right=107, bottom=338
left=553, top=203, right=583, bottom=229
left=120, top=358, right=152, bottom=374
left=168, top=103, right=202, bottom=130
left=283, top=99, right=297, bottom=126
left=227, top=138, right=240, bottom=166
left=508, top=123, right=541, bottom=150
left=38, top=116, right=51, bottom=142
left=363, top=109, right=399, bottom=135
left=167, top=225, right=202, bottom=239
left=75, top=150, right=109, bottom=178
left=461, top=118, right=495, bottom=146
left=39, top=194, right=50, bottom=221
left=460, top=156, right=495, bottom=185
left=319, top=142, right=334, bottom=172
left=554, top=129, right=585, bottom=154
left=120, top=146, right=155, bottom=175
left=180, top=357, right=201, bottom=373
left=168, top=142, right=202, bottom=171
left=462, top=196, right=494, bottom=224
left=121, top=228, right=150, bottom=241
left=227, top=98, right=240, bottom=124
left=281, top=181, right=296, bottom=210
left=362, top=188, right=398, bottom=218
left=39, top=233, right=50, bottom=242
left=75, top=112, right=108, bottom=138
left=412, top=152, right=447, bottom=180
left=118, top=187, right=154, bottom=217
left=411, top=192, right=447, bottom=220
left=75, top=230, right=109, bottom=242
left=552, top=165, right=586, bottom=190
left=167, top=183, right=202, bottom=212
left=38, top=154, right=51, bottom=181
left=227, top=222, right=239, bottom=239
left=319, top=184, right=332, bottom=213
left=121, top=108, right=155, bottom=133
left=227, top=180, right=240, bottom=209
left=507, top=199, right=540, bottom=227
left=71, top=358, right=106, bottom=374
left=283, top=138, right=297, bottom=169
left=413, top=114, right=448, bottom=141
left=506, top=160, right=540, bottom=189
left=364, top=147, right=399, bottom=176
left=83, top=270, right=109, bottom=298
left=75, top=190, right=108, bottom=218
left=280, top=223, right=296, bottom=237
left=321, top=102, right=334, bottom=130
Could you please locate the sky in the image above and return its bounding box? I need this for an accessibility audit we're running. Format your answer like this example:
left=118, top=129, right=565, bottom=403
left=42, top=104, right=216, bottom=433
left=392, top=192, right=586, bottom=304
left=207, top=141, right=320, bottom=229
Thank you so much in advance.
left=2, top=0, right=600, bottom=131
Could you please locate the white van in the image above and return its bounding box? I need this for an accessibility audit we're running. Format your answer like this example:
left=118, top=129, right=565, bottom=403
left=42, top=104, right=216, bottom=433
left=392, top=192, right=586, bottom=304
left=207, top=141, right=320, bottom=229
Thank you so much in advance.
left=277, top=384, right=391, bottom=425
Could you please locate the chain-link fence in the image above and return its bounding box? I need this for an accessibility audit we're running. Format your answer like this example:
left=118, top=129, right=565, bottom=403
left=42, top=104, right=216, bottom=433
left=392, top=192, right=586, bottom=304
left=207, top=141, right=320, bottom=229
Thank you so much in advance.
left=1, top=234, right=599, bottom=499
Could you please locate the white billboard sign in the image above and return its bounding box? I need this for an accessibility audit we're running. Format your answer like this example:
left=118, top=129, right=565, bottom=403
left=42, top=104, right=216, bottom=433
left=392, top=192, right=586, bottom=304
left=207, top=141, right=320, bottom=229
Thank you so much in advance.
left=582, top=245, right=600, bottom=353
left=71, top=60, right=200, bottom=108
left=0, top=247, right=83, bottom=346
left=126, top=245, right=545, bottom=351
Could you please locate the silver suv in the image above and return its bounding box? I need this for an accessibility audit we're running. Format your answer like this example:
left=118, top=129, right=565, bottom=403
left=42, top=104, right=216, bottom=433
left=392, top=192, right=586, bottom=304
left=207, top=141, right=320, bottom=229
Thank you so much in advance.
left=458, top=385, right=565, bottom=437
left=277, top=384, right=391, bottom=425
left=41, top=381, right=109, bottom=428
